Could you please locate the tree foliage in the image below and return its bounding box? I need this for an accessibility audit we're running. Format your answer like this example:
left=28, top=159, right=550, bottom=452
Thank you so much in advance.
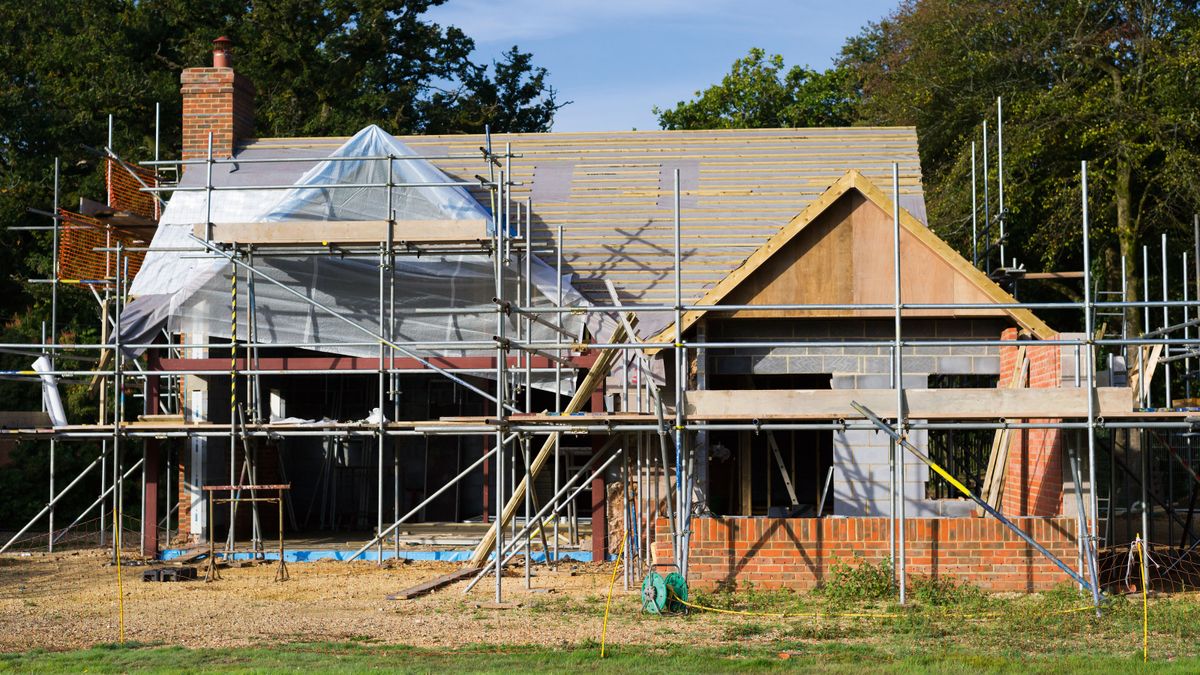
left=654, top=48, right=860, bottom=130
left=0, top=0, right=562, bottom=525
left=656, top=5, right=1200, bottom=334
left=839, top=1, right=1200, bottom=325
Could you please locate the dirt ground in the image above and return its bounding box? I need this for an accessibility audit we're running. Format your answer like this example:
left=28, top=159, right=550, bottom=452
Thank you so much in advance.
left=0, top=549, right=716, bottom=651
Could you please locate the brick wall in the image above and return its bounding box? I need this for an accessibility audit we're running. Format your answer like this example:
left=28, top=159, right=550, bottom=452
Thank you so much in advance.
left=655, top=516, right=1080, bottom=592
left=999, top=328, right=1065, bottom=516
left=181, top=67, right=255, bottom=161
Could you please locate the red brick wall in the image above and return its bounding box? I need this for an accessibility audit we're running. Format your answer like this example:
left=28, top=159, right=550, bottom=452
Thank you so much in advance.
left=181, top=67, right=255, bottom=161
left=655, top=516, right=1080, bottom=592
left=999, top=328, right=1065, bottom=516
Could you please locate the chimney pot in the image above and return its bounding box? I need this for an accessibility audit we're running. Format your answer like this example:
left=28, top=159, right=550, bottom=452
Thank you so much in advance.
left=212, top=36, right=233, bottom=68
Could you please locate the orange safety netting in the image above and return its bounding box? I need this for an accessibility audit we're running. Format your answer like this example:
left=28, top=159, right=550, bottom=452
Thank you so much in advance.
left=57, top=210, right=146, bottom=285
left=106, top=157, right=159, bottom=219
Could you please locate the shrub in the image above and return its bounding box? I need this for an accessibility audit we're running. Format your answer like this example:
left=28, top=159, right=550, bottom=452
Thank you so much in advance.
left=815, top=557, right=895, bottom=603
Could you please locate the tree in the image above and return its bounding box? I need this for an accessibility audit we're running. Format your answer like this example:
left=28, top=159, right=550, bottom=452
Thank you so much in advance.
left=0, top=0, right=563, bottom=526
left=653, top=48, right=860, bottom=130
left=417, top=46, right=567, bottom=134
left=839, top=1, right=1200, bottom=330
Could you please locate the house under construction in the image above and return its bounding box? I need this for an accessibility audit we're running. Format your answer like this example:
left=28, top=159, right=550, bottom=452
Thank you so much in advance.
left=4, top=38, right=1200, bottom=604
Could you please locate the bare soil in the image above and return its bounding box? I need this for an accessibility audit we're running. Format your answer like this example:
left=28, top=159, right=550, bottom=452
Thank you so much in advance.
left=0, top=550, right=715, bottom=651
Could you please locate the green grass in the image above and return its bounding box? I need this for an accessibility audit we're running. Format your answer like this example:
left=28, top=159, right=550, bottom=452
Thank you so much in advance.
left=4, top=583, right=1200, bottom=672
left=0, top=640, right=1195, bottom=674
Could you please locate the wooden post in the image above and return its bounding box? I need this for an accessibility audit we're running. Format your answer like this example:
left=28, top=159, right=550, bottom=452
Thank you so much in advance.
left=591, top=384, right=607, bottom=562
left=739, top=431, right=752, bottom=516
left=141, top=351, right=161, bottom=557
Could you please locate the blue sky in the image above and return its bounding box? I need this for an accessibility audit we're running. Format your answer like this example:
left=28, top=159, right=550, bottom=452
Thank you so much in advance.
left=426, top=0, right=901, bottom=132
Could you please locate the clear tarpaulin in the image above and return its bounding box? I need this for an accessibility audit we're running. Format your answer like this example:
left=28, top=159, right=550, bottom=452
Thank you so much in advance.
left=122, top=126, right=589, bottom=393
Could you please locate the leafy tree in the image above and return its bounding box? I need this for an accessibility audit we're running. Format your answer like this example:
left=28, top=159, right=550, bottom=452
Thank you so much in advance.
left=417, top=46, right=566, bottom=134
left=839, top=1, right=1200, bottom=329
left=0, top=0, right=562, bottom=526
left=654, top=48, right=860, bottom=130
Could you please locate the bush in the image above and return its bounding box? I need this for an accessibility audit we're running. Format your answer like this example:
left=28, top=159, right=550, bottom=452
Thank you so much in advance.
left=815, top=557, right=895, bottom=603
left=909, top=575, right=984, bottom=607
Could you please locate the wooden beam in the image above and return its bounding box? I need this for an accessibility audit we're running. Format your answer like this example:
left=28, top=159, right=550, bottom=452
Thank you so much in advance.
left=684, top=387, right=1134, bottom=420
left=387, top=567, right=481, bottom=600
left=767, top=431, right=800, bottom=507
left=192, top=219, right=490, bottom=245
left=980, top=346, right=1028, bottom=509
left=467, top=317, right=635, bottom=567
left=1021, top=271, right=1085, bottom=280
left=739, top=431, right=753, bottom=516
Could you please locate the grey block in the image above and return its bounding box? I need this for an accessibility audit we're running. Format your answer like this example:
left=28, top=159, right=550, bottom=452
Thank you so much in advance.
left=972, top=356, right=1001, bottom=374
left=909, top=345, right=951, bottom=356
left=935, top=356, right=973, bottom=374
left=775, top=346, right=813, bottom=356
left=830, top=375, right=857, bottom=389
left=751, top=356, right=788, bottom=374
left=950, top=345, right=989, bottom=356
left=787, top=355, right=824, bottom=373
left=835, top=447, right=891, bottom=466
left=861, top=356, right=892, bottom=373
left=853, top=373, right=892, bottom=389
left=714, top=356, right=750, bottom=374
left=733, top=346, right=772, bottom=357
left=842, top=345, right=882, bottom=356
left=824, top=355, right=860, bottom=372
left=806, top=345, right=844, bottom=357
left=900, top=356, right=935, bottom=373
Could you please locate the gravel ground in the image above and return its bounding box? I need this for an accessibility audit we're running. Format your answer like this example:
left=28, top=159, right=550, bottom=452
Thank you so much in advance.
left=0, top=549, right=718, bottom=651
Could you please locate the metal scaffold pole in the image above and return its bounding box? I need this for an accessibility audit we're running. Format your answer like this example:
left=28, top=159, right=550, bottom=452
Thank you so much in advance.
left=8, top=110, right=1200, bottom=613
left=1080, top=162, right=1102, bottom=613
left=494, top=167, right=507, bottom=602
left=673, top=168, right=687, bottom=578
left=48, top=157, right=59, bottom=552
left=892, top=163, right=907, bottom=605
left=997, top=96, right=1005, bottom=266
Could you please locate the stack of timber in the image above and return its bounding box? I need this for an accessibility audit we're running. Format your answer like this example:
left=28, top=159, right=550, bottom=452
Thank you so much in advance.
left=979, top=345, right=1028, bottom=509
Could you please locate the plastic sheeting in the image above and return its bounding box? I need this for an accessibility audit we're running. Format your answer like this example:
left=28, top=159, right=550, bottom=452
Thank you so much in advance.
left=123, top=126, right=588, bottom=393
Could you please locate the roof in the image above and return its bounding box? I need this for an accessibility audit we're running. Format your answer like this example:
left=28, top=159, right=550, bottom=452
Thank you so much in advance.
left=228, top=127, right=926, bottom=310
left=644, top=170, right=1055, bottom=347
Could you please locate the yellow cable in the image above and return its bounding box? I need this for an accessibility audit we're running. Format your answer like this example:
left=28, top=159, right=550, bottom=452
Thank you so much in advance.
left=113, top=500, right=125, bottom=643
left=1137, top=535, right=1148, bottom=662
left=599, top=532, right=627, bottom=658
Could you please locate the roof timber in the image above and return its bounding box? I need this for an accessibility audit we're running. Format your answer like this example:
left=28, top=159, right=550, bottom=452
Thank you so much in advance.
left=645, top=170, right=1055, bottom=349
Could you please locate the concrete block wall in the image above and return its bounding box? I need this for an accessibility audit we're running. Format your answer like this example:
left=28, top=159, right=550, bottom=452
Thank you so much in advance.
left=655, top=515, right=1080, bottom=592
left=707, top=318, right=1005, bottom=517
left=707, top=318, right=1004, bottom=379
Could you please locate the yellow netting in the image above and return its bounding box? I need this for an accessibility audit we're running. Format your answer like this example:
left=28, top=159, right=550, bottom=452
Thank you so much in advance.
left=57, top=209, right=146, bottom=285
left=106, top=157, right=159, bottom=220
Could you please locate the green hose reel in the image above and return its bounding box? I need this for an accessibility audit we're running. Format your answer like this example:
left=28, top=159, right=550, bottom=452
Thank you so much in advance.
left=641, top=569, right=689, bottom=614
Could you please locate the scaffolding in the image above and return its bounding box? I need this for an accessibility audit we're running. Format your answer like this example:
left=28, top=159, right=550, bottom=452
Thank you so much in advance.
left=4, top=116, right=1200, bottom=612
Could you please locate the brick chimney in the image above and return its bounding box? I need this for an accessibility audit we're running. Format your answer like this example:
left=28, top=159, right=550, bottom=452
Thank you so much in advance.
left=181, top=36, right=255, bottom=162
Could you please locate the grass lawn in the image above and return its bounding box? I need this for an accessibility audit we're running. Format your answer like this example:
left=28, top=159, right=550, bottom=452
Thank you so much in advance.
left=4, top=561, right=1199, bottom=672
left=0, top=640, right=1196, bottom=673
